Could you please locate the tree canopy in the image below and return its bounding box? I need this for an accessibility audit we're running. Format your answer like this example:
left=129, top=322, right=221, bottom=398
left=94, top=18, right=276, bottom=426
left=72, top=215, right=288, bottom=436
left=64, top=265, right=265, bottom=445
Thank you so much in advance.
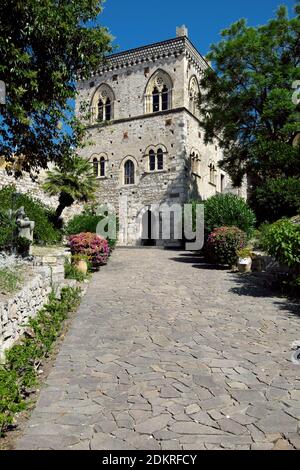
left=0, top=0, right=112, bottom=173
left=199, top=2, right=300, bottom=194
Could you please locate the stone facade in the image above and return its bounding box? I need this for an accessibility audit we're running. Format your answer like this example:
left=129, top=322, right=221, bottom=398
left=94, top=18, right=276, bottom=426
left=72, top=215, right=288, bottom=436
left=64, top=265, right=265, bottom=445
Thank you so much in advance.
left=76, top=27, right=246, bottom=246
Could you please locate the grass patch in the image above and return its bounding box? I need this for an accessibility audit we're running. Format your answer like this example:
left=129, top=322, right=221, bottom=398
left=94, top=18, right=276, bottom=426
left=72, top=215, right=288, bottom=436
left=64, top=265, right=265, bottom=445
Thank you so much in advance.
left=0, top=268, right=23, bottom=294
left=0, top=286, right=81, bottom=436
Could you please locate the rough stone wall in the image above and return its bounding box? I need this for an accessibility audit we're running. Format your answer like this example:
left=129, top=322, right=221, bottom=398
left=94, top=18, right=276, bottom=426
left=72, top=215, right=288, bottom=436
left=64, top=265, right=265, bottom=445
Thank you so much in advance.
left=0, top=169, right=83, bottom=222
left=0, top=266, right=52, bottom=361
left=0, top=248, right=70, bottom=361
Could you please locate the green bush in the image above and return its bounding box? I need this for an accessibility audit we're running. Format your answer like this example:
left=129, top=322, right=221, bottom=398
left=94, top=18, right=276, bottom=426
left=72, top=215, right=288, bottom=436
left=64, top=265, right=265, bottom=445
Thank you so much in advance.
left=0, top=210, right=15, bottom=249
left=251, top=178, right=300, bottom=224
left=261, top=219, right=300, bottom=271
left=0, top=185, right=61, bottom=246
left=205, top=226, right=247, bottom=267
left=0, top=287, right=81, bottom=436
left=65, top=212, right=104, bottom=235
left=192, top=194, right=256, bottom=238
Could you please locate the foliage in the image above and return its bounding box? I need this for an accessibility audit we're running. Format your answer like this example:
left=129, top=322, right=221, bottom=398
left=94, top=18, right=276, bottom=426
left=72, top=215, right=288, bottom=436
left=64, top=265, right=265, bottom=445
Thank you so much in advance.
left=0, top=0, right=112, bottom=172
left=0, top=210, right=15, bottom=249
left=0, top=185, right=61, bottom=246
left=0, top=369, right=26, bottom=435
left=64, top=258, right=88, bottom=282
left=15, top=237, right=31, bottom=256
left=68, top=232, right=109, bottom=267
left=200, top=194, right=255, bottom=237
left=261, top=219, right=300, bottom=270
left=205, top=226, right=247, bottom=266
left=199, top=4, right=300, bottom=194
left=237, top=247, right=253, bottom=259
left=65, top=211, right=104, bottom=236
left=250, top=177, right=300, bottom=223
left=43, top=156, right=97, bottom=226
left=0, top=287, right=81, bottom=436
left=0, top=268, right=23, bottom=294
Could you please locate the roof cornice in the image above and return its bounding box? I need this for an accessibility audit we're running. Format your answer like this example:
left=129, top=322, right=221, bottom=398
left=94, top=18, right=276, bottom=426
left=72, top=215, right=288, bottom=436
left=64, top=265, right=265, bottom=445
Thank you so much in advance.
left=78, top=36, right=209, bottom=81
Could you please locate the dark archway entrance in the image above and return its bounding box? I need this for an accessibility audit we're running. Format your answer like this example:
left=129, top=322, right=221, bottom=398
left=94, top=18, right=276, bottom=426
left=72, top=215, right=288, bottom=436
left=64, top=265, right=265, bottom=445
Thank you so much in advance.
left=141, top=210, right=157, bottom=246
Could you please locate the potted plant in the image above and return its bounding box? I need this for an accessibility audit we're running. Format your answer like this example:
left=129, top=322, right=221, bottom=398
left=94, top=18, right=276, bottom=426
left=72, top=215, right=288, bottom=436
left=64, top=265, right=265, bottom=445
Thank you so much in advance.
left=237, top=248, right=253, bottom=273
left=71, top=254, right=89, bottom=275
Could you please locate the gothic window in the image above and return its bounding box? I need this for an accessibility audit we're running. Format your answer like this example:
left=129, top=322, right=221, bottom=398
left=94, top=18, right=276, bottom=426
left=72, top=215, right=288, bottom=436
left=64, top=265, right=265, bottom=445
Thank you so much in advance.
left=91, top=84, right=115, bottom=123
left=100, top=157, right=106, bottom=177
left=105, top=98, right=111, bottom=121
left=161, top=85, right=169, bottom=111
left=189, top=76, right=200, bottom=116
left=209, top=163, right=216, bottom=185
left=149, top=150, right=156, bottom=171
left=191, top=150, right=200, bottom=175
left=152, top=87, right=160, bottom=113
left=98, top=99, right=104, bottom=122
left=147, top=147, right=165, bottom=172
left=157, top=148, right=164, bottom=170
left=92, top=157, right=99, bottom=177
left=145, top=70, right=173, bottom=114
left=124, top=160, right=135, bottom=185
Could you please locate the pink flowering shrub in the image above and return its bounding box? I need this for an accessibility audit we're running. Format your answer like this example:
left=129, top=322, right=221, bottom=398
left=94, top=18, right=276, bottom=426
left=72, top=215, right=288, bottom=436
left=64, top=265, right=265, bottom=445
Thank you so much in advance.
left=68, top=232, right=109, bottom=268
left=205, top=226, right=246, bottom=267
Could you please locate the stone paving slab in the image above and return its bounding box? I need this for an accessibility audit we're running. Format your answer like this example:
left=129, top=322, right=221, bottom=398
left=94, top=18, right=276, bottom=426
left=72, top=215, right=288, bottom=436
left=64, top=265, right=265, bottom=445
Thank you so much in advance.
left=16, top=249, right=300, bottom=450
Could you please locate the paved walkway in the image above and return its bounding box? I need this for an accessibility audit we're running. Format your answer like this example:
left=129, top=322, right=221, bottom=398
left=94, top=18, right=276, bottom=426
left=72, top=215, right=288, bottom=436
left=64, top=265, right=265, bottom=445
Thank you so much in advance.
left=17, top=249, right=300, bottom=450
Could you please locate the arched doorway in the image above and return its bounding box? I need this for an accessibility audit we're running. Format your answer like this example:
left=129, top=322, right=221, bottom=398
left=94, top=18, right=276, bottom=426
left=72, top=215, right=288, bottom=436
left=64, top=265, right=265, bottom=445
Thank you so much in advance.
left=141, top=209, right=157, bottom=246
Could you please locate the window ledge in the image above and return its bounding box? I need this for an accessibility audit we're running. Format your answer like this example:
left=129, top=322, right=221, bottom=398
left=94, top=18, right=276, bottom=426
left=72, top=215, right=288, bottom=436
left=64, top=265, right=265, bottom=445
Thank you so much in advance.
left=144, top=170, right=166, bottom=175
left=209, top=182, right=217, bottom=187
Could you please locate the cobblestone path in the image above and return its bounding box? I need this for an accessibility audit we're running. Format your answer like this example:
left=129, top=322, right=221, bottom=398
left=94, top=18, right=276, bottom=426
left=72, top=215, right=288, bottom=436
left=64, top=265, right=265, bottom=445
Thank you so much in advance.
left=17, top=249, right=300, bottom=450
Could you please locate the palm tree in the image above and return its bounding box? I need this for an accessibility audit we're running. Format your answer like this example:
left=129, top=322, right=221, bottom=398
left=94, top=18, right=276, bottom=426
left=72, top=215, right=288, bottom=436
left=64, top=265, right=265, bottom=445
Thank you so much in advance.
left=43, top=156, right=97, bottom=227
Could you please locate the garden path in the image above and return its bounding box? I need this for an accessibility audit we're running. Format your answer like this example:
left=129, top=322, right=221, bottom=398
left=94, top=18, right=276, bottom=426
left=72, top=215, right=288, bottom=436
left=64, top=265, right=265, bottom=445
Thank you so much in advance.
left=17, top=249, right=300, bottom=450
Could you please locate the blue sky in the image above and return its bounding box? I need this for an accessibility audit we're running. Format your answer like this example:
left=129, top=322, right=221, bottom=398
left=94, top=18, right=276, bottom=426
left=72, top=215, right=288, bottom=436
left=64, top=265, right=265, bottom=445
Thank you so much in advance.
left=98, top=0, right=296, bottom=55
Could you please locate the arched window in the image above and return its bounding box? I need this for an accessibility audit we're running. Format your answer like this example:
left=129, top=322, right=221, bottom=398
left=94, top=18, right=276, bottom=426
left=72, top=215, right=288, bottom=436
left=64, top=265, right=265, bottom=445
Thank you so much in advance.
left=209, top=164, right=216, bottom=185
left=91, top=84, right=115, bottom=124
left=124, top=160, right=135, bottom=185
left=105, top=98, right=111, bottom=121
left=149, top=150, right=156, bottom=171
left=189, top=76, right=200, bottom=116
left=100, top=157, right=106, bottom=177
left=147, top=147, right=165, bottom=172
left=98, top=99, right=104, bottom=122
left=145, top=70, right=173, bottom=114
left=92, top=157, right=99, bottom=177
left=161, top=85, right=169, bottom=111
left=152, top=87, right=160, bottom=113
left=157, top=148, right=164, bottom=170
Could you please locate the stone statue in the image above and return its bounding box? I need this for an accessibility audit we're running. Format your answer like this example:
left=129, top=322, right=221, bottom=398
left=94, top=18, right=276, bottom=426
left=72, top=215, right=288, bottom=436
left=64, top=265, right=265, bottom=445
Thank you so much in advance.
left=15, top=207, right=35, bottom=242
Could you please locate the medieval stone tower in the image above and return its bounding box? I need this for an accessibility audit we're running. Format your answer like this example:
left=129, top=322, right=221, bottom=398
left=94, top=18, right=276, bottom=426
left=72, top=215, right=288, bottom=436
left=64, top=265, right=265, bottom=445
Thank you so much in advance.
left=76, top=26, right=242, bottom=246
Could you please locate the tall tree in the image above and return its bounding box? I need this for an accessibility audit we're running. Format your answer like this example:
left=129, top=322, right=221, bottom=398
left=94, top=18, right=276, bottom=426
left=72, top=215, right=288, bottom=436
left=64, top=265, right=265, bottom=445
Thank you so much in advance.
left=0, top=0, right=112, bottom=173
left=199, top=2, right=300, bottom=220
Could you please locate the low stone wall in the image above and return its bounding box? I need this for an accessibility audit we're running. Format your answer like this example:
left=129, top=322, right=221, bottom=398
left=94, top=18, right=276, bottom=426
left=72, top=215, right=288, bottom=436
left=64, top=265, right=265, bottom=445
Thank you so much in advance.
left=0, top=266, right=52, bottom=361
left=0, top=247, right=73, bottom=361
